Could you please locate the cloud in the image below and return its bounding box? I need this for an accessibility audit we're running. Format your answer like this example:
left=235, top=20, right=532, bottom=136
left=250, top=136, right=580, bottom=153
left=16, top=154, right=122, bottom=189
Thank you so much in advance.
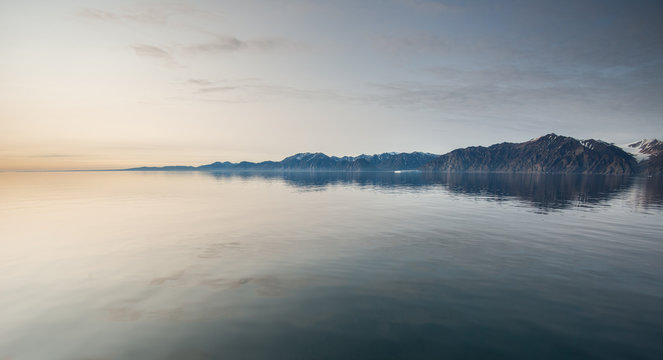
left=186, top=36, right=244, bottom=53
left=187, top=79, right=214, bottom=86
left=131, top=44, right=181, bottom=67
left=185, top=36, right=303, bottom=54
left=197, top=86, right=239, bottom=93
left=132, top=44, right=172, bottom=60
left=181, top=54, right=663, bottom=124
left=131, top=35, right=301, bottom=67
left=180, top=75, right=537, bottom=114
left=76, top=3, right=202, bottom=25
left=77, top=8, right=119, bottom=21
left=364, top=61, right=663, bottom=122
left=183, top=78, right=351, bottom=103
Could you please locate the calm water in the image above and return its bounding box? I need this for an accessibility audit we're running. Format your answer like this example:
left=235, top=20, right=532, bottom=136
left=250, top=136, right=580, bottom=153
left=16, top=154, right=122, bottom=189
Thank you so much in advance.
left=1, top=171, right=662, bottom=360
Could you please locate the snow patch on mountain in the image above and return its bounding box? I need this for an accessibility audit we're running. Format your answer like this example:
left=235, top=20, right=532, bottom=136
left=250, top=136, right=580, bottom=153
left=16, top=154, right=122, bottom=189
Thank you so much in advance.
left=620, top=139, right=658, bottom=162
left=580, top=140, right=594, bottom=150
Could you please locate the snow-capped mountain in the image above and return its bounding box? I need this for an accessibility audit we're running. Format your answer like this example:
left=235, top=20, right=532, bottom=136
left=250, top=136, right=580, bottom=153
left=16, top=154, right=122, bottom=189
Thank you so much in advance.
left=621, top=139, right=663, bottom=162
left=619, top=139, right=663, bottom=175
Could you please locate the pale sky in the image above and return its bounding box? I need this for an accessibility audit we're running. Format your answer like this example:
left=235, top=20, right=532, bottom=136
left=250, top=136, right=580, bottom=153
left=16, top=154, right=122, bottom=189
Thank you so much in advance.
left=1, top=0, right=662, bottom=170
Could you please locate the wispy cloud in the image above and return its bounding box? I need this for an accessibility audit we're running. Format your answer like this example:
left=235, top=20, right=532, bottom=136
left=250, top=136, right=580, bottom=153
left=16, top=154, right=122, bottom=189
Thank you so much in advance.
left=132, top=44, right=171, bottom=59
left=197, top=86, right=239, bottom=93
left=76, top=3, right=201, bottom=25
left=179, top=59, right=663, bottom=125
left=130, top=35, right=303, bottom=67
left=182, top=78, right=351, bottom=103
left=185, top=36, right=303, bottom=54
left=186, top=36, right=244, bottom=53
left=131, top=44, right=181, bottom=67
left=77, top=8, right=119, bottom=21
left=187, top=79, right=214, bottom=86
left=364, top=61, right=663, bottom=119
left=78, top=4, right=302, bottom=65
left=181, top=75, right=524, bottom=113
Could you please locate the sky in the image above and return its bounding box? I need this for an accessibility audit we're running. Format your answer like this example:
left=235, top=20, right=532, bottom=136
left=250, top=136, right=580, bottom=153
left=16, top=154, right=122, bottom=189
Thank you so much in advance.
left=1, top=0, right=662, bottom=170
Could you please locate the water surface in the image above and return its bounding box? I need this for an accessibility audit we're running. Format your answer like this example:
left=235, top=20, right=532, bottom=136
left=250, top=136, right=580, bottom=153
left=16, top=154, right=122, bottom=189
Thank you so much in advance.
left=1, top=171, right=662, bottom=359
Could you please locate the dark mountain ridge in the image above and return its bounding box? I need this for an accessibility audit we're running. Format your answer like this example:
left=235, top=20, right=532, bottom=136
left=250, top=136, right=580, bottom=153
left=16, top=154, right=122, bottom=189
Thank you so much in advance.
left=421, top=134, right=638, bottom=175
left=130, top=151, right=439, bottom=172
left=127, top=134, right=661, bottom=175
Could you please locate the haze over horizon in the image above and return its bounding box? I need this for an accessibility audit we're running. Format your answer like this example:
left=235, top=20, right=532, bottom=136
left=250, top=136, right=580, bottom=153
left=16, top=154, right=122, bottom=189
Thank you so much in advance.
left=2, top=0, right=662, bottom=170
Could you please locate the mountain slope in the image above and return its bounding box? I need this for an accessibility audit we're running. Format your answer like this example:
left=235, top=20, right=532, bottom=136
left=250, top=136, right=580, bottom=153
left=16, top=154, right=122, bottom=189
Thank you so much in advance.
left=623, top=139, right=663, bottom=175
left=420, top=134, right=637, bottom=175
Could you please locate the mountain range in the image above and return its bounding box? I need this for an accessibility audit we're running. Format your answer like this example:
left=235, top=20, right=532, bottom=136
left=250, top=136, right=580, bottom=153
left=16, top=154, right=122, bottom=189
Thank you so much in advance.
left=128, top=134, right=663, bottom=175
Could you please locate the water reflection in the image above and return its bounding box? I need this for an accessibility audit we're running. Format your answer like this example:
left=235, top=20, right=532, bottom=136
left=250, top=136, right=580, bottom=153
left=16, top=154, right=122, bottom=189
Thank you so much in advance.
left=437, top=173, right=631, bottom=210
left=203, top=171, right=663, bottom=211
left=2, top=171, right=663, bottom=359
left=630, top=176, right=663, bottom=210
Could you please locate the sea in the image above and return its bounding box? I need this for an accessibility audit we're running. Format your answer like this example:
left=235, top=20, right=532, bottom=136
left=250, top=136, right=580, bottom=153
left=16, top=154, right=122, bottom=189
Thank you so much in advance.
left=1, top=171, right=662, bottom=359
